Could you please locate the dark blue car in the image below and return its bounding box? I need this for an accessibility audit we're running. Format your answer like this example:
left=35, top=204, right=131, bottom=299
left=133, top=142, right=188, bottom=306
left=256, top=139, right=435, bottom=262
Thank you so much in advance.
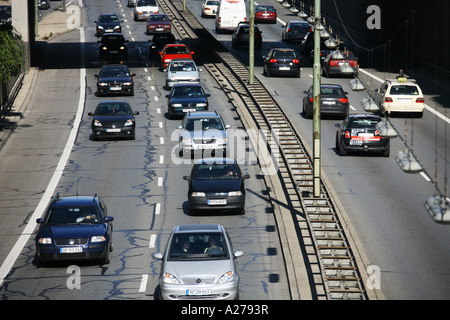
left=183, top=158, right=250, bottom=215
left=166, top=83, right=210, bottom=119
left=35, top=194, right=114, bottom=267
left=95, top=64, right=135, bottom=96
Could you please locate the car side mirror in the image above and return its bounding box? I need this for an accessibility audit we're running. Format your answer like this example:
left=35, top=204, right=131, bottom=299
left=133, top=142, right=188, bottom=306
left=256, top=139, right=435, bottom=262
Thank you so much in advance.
left=177, top=125, right=182, bottom=129
left=234, top=250, right=244, bottom=258
left=374, top=89, right=379, bottom=93
left=242, top=174, right=250, bottom=180
left=88, top=112, right=94, bottom=116
left=105, top=216, right=114, bottom=222
left=183, top=176, right=191, bottom=181
left=36, top=218, right=42, bottom=224
left=154, top=253, right=163, bottom=260
left=205, top=94, right=211, bottom=97
left=225, top=124, right=231, bottom=129
left=94, top=74, right=99, bottom=78
left=165, top=94, right=170, bottom=98
left=134, top=111, right=139, bottom=115
left=191, top=51, right=195, bottom=55
left=131, top=73, right=136, bottom=77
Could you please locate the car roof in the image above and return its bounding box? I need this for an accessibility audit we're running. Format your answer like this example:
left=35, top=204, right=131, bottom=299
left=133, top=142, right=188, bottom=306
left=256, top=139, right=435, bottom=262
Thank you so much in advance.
left=271, top=47, right=295, bottom=52
left=348, top=113, right=381, bottom=119
left=101, top=64, right=129, bottom=69
left=194, top=158, right=237, bottom=165
left=98, top=100, right=129, bottom=105
left=99, top=13, right=118, bottom=16
left=50, top=195, right=99, bottom=207
left=174, top=224, right=223, bottom=233
left=185, top=111, right=220, bottom=118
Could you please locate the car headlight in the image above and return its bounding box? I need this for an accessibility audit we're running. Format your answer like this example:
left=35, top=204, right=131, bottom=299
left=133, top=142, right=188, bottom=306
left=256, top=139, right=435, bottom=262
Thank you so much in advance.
left=217, top=271, right=234, bottom=284
left=98, top=82, right=108, bottom=86
left=38, top=238, right=52, bottom=245
left=93, top=120, right=102, bottom=127
left=102, top=46, right=108, bottom=51
left=97, top=26, right=104, bottom=30
left=228, top=191, right=242, bottom=196
left=196, top=103, right=207, bottom=107
left=91, top=236, right=106, bottom=243
left=191, top=192, right=206, bottom=197
left=120, top=46, right=125, bottom=50
left=171, top=103, right=182, bottom=107
left=162, top=273, right=181, bottom=285
left=122, top=82, right=133, bottom=86
left=164, top=59, right=172, bottom=63
left=124, top=119, right=133, bottom=126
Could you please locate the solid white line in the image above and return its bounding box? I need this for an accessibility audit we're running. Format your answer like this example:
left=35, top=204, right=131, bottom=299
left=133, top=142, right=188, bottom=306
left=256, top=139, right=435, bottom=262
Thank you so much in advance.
left=158, top=177, right=163, bottom=186
left=155, top=203, right=161, bottom=215
left=149, top=234, right=157, bottom=248
left=139, top=274, right=148, bottom=292
left=0, top=2, right=86, bottom=287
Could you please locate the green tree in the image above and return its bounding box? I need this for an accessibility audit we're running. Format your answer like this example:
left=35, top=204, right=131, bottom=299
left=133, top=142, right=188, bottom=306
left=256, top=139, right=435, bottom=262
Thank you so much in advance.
left=0, top=25, right=25, bottom=84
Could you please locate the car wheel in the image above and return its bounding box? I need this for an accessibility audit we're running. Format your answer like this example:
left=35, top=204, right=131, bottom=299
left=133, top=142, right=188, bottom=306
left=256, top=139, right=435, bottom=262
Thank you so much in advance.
left=337, top=138, right=347, bottom=156
left=296, top=70, right=301, bottom=78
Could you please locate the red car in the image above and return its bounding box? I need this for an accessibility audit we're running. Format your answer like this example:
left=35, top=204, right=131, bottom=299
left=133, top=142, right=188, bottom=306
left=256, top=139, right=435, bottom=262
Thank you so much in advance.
left=254, top=4, right=277, bottom=24
left=159, top=44, right=194, bottom=70
left=146, top=13, right=172, bottom=35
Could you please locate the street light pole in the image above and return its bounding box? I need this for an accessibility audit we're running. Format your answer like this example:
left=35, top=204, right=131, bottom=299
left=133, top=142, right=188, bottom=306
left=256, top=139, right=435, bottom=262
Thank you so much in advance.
left=249, top=0, right=254, bottom=84
left=312, top=0, right=321, bottom=197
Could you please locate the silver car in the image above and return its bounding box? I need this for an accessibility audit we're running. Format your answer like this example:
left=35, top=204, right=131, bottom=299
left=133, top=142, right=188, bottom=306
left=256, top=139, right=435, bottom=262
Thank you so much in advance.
left=154, top=224, right=243, bottom=300
left=165, top=58, right=200, bottom=90
left=177, top=111, right=230, bottom=157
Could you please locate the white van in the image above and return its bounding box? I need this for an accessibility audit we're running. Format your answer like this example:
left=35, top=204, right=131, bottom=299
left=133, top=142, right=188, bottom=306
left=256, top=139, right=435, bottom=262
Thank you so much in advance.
left=215, top=0, right=247, bottom=33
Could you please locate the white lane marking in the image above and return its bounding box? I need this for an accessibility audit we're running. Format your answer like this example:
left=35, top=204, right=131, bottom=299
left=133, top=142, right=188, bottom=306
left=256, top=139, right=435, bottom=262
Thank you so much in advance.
left=149, top=234, right=157, bottom=248
left=159, top=155, right=164, bottom=164
left=139, top=274, right=148, bottom=292
left=160, top=137, right=164, bottom=144
left=155, top=203, right=161, bottom=215
left=158, top=177, right=163, bottom=186
left=0, top=1, right=86, bottom=287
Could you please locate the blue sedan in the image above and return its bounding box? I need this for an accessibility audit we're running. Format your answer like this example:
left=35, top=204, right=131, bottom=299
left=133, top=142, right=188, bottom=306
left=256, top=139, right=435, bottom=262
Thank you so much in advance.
left=166, top=84, right=210, bottom=119
left=35, top=194, right=114, bottom=267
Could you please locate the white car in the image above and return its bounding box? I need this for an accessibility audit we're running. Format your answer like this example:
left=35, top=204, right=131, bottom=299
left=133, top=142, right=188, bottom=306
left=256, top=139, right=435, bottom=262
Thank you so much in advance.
left=165, top=58, right=201, bottom=90
left=134, top=0, right=158, bottom=21
left=201, top=0, right=219, bottom=18
left=373, top=77, right=425, bottom=117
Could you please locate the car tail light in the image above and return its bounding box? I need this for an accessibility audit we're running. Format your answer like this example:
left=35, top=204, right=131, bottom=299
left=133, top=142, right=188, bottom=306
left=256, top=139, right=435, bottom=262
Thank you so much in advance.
left=416, top=97, right=424, bottom=103
left=385, top=97, right=393, bottom=103
left=338, top=98, right=348, bottom=104
left=345, top=130, right=350, bottom=139
left=309, top=97, right=313, bottom=102
left=269, top=58, right=277, bottom=63
left=292, top=59, right=300, bottom=64
left=329, top=60, right=339, bottom=66
left=288, top=28, right=291, bottom=32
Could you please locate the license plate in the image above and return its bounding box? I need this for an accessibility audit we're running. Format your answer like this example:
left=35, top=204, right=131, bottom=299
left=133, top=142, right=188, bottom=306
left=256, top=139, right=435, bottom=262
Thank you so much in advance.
left=397, top=98, right=411, bottom=103
left=279, top=67, right=290, bottom=70
left=110, top=87, right=121, bottom=91
left=187, top=289, right=212, bottom=295
left=349, top=140, right=363, bottom=146
left=195, top=144, right=213, bottom=150
left=183, top=109, right=196, bottom=112
left=156, top=28, right=163, bottom=31
left=358, top=133, right=374, bottom=138
left=208, top=199, right=227, bottom=205
left=323, top=101, right=335, bottom=105
left=60, top=247, right=82, bottom=253
left=109, top=50, right=118, bottom=54
left=106, top=128, right=121, bottom=132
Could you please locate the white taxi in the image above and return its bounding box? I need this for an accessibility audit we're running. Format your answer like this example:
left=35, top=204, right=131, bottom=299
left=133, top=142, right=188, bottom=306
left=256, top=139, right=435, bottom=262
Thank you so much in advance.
left=373, top=77, right=424, bottom=117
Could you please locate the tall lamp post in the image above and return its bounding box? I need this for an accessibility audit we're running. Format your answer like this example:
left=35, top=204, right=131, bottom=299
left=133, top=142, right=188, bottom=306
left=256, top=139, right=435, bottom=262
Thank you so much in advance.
left=249, top=0, right=255, bottom=84
left=312, top=0, right=321, bottom=197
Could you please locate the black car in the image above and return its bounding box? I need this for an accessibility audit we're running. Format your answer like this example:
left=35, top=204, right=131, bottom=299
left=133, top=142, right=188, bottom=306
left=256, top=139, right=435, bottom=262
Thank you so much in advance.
left=35, top=194, right=114, bottom=267
left=98, top=33, right=129, bottom=59
left=0, top=5, right=12, bottom=25
left=183, top=158, right=250, bottom=215
left=95, top=64, right=135, bottom=96
left=149, top=33, right=176, bottom=57
left=95, top=13, right=122, bottom=37
left=165, top=83, right=210, bottom=119
left=302, top=84, right=349, bottom=119
left=88, top=101, right=139, bottom=140
left=263, top=48, right=301, bottom=77
left=37, top=0, right=50, bottom=10
left=231, top=22, right=262, bottom=50
left=322, top=50, right=358, bottom=78
left=335, top=114, right=390, bottom=157
left=300, top=31, right=329, bottom=56
left=281, top=20, right=310, bottom=42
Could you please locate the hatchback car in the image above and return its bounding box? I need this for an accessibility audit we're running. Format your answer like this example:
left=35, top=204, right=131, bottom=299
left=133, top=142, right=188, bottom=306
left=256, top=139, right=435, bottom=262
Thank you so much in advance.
left=88, top=101, right=139, bottom=140
left=146, top=13, right=172, bottom=35
left=263, top=48, right=300, bottom=77
left=302, top=84, right=349, bottom=119
left=159, top=43, right=195, bottom=70
left=282, top=20, right=310, bottom=42
left=183, top=158, right=249, bottom=214
left=254, top=4, right=277, bottom=23
left=95, top=13, right=122, bottom=37
left=231, top=22, right=262, bottom=50
left=177, top=111, right=230, bottom=156
left=373, top=77, right=424, bottom=117
left=134, top=0, right=159, bottom=21
left=335, top=114, right=390, bottom=157
left=35, top=194, right=114, bottom=267
left=98, top=33, right=129, bottom=59
left=165, top=58, right=200, bottom=90
left=322, top=50, right=358, bottom=77
left=155, top=224, right=243, bottom=300
left=166, top=84, right=210, bottom=119
left=95, top=64, right=135, bottom=96
left=201, top=0, right=219, bottom=18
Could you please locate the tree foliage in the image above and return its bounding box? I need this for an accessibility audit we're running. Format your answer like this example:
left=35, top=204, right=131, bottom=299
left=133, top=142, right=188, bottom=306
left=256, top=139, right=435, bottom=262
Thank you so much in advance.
left=0, top=25, right=25, bottom=84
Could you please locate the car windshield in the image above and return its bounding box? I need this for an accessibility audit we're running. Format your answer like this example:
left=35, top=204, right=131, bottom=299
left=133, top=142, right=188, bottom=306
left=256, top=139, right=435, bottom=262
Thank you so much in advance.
left=169, top=61, right=196, bottom=72
left=137, top=0, right=157, bottom=6
left=206, top=0, right=219, bottom=5
left=164, top=46, right=190, bottom=54
left=46, top=206, right=101, bottom=225
left=192, top=163, right=238, bottom=180
left=168, top=232, right=228, bottom=260
left=348, top=117, right=380, bottom=128
left=102, top=35, right=125, bottom=43
left=256, top=5, right=275, bottom=11
left=389, top=85, right=420, bottom=95
left=96, top=103, right=132, bottom=115
left=321, top=86, right=344, bottom=96
left=288, top=23, right=309, bottom=31
left=184, top=118, right=224, bottom=131
left=99, top=15, right=119, bottom=23
left=172, top=86, right=204, bottom=97
left=148, top=15, right=169, bottom=22
left=272, top=50, right=296, bottom=59
left=100, top=67, right=130, bottom=77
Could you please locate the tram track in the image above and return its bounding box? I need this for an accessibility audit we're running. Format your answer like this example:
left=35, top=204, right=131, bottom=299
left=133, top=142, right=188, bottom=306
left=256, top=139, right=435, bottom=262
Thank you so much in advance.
left=158, top=0, right=370, bottom=300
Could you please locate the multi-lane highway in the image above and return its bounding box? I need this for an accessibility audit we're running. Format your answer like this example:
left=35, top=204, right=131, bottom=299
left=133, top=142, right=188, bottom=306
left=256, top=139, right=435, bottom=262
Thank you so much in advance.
left=0, top=0, right=449, bottom=301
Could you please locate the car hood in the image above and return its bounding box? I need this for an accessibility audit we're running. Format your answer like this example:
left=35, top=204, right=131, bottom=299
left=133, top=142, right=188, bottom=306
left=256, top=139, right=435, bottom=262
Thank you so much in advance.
left=191, top=179, right=241, bottom=193
left=98, top=22, right=120, bottom=28
left=93, top=115, right=134, bottom=123
left=167, top=71, right=199, bottom=79
left=40, top=224, right=106, bottom=238
left=98, top=76, right=133, bottom=82
left=164, top=259, right=234, bottom=282
left=163, top=54, right=193, bottom=60
left=169, top=96, right=207, bottom=103
left=181, top=129, right=226, bottom=139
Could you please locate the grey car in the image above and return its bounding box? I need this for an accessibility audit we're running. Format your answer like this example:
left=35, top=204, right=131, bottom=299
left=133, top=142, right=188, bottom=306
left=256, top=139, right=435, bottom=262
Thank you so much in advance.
left=154, top=224, right=243, bottom=300
left=165, top=58, right=200, bottom=90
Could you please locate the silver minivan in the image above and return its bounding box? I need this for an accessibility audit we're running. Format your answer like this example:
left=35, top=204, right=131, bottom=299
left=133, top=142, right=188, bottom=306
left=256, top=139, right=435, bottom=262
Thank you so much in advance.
left=155, top=224, right=243, bottom=300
